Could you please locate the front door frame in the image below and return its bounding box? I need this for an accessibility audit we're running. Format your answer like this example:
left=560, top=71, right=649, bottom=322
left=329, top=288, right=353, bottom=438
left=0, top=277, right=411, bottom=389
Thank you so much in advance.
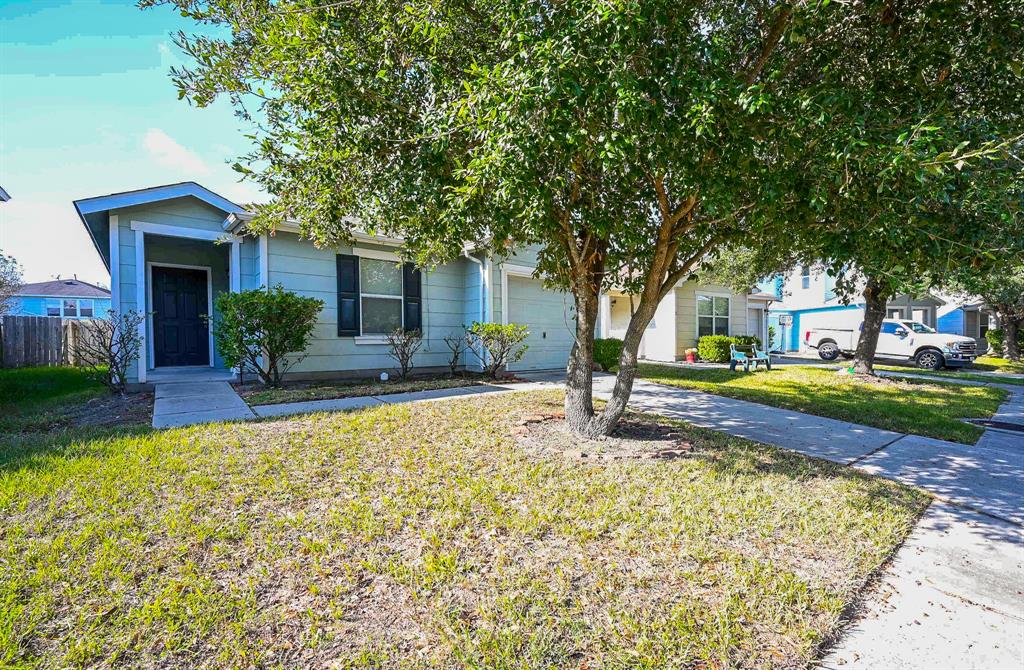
left=147, top=262, right=215, bottom=368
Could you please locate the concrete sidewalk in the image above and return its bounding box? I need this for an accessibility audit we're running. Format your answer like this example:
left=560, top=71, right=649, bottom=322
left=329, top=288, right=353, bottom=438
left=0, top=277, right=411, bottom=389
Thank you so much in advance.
left=152, top=380, right=256, bottom=428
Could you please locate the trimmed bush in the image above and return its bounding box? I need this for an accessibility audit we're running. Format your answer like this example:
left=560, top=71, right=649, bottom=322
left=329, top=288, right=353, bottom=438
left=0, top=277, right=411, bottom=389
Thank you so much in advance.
left=732, top=335, right=762, bottom=348
left=697, top=335, right=734, bottom=363
left=986, top=328, right=1024, bottom=357
left=697, top=335, right=762, bottom=363
left=214, top=286, right=324, bottom=387
left=466, top=322, right=530, bottom=378
left=593, top=338, right=623, bottom=371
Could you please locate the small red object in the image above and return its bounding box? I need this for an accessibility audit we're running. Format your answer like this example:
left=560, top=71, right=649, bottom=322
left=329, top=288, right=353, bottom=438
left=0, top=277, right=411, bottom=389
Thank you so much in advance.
left=685, top=352, right=696, bottom=363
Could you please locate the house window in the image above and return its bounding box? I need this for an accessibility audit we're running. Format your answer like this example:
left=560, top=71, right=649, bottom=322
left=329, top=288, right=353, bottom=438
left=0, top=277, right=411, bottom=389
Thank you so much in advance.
left=45, top=299, right=61, bottom=317
left=337, top=254, right=422, bottom=337
left=360, top=258, right=404, bottom=334
left=697, top=295, right=730, bottom=338
left=800, top=266, right=810, bottom=290
left=62, top=299, right=78, bottom=317
left=79, top=300, right=94, bottom=318
left=888, top=308, right=904, bottom=319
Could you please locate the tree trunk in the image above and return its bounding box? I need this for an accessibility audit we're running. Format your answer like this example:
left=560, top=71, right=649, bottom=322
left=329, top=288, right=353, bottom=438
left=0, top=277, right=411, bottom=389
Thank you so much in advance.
left=564, top=287, right=599, bottom=434
left=1004, top=318, right=1021, bottom=361
left=563, top=287, right=658, bottom=437
left=852, top=276, right=889, bottom=375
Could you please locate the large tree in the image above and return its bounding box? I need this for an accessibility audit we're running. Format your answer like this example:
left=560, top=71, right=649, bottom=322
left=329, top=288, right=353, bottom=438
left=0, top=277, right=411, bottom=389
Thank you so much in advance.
left=147, top=0, right=1023, bottom=432
left=945, top=263, right=1024, bottom=361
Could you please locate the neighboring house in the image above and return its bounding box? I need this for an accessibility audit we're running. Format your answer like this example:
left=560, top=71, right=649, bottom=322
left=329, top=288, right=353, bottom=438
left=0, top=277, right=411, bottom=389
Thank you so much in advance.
left=598, top=285, right=775, bottom=361
left=935, top=297, right=999, bottom=347
left=763, top=266, right=949, bottom=352
left=10, top=278, right=111, bottom=319
left=73, top=182, right=584, bottom=386
left=0, top=185, right=10, bottom=202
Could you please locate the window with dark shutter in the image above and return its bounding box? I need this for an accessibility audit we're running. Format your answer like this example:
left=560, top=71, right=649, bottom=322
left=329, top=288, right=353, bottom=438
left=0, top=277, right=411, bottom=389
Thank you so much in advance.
left=336, top=254, right=360, bottom=336
left=403, top=262, right=422, bottom=332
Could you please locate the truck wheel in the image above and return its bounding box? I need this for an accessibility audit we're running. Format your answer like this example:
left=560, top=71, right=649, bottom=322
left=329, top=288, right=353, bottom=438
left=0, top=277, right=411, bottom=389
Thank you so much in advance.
left=915, top=349, right=944, bottom=371
left=818, top=342, right=840, bottom=361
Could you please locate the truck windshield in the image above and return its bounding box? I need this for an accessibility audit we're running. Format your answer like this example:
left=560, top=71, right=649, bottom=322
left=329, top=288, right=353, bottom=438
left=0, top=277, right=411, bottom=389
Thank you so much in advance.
left=904, top=321, right=935, bottom=334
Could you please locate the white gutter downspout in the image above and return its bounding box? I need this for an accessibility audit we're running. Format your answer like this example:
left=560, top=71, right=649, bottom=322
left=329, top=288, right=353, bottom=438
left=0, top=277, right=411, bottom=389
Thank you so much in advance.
left=463, top=249, right=489, bottom=369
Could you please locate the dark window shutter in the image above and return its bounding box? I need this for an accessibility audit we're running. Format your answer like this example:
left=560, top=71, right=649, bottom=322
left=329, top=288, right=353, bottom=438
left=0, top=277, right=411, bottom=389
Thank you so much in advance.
left=403, top=262, right=422, bottom=332
left=337, top=254, right=360, bottom=336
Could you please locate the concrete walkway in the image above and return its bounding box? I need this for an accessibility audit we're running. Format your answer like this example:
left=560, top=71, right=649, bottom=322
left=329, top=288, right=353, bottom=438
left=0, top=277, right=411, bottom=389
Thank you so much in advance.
left=152, top=380, right=256, bottom=428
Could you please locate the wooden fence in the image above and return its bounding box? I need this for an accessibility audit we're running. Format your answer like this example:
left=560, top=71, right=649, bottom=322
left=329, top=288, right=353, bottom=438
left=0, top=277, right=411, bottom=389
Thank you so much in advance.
left=0, top=316, right=107, bottom=368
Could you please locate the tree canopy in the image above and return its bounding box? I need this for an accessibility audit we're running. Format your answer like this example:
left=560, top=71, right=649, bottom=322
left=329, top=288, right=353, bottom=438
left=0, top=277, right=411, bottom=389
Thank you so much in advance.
left=147, top=0, right=1024, bottom=430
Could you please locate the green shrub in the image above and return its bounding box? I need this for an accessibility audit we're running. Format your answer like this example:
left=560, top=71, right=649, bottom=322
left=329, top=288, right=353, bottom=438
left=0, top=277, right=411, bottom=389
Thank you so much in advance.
left=214, top=286, right=324, bottom=386
left=985, top=328, right=1024, bottom=357
left=732, top=335, right=762, bottom=348
left=986, top=329, right=1003, bottom=356
left=697, top=335, right=734, bottom=363
left=593, top=338, right=623, bottom=371
left=465, top=322, right=530, bottom=378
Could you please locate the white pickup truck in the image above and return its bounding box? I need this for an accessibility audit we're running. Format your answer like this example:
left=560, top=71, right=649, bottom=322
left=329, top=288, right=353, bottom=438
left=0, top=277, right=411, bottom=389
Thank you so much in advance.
left=805, top=319, right=978, bottom=370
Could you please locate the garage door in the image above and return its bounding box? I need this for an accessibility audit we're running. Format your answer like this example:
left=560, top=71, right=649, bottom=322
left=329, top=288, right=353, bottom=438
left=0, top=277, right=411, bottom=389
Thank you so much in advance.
left=506, top=275, right=576, bottom=371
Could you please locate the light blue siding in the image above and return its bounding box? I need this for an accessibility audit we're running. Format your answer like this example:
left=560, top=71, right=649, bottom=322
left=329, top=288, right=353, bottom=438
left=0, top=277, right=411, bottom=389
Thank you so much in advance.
left=937, top=308, right=964, bottom=335
left=266, top=232, right=479, bottom=375
left=10, top=296, right=111, bottom=318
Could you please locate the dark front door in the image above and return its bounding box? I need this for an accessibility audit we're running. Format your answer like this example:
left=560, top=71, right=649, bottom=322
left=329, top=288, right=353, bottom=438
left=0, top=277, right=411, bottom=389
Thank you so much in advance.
left=152, top=266, right=210, bottom=367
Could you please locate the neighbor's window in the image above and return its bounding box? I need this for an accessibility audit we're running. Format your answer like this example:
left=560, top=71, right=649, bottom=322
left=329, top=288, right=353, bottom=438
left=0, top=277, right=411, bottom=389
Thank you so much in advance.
left=45, top=299, right=61, bottom=317
left=359, top=258, right=403, bottom=334
left=78, top=300, right=94, bottom=318
left=800, top=266, right=810, bottom=290
left=62, top=299, right=78, bottom=317
left=697, top=295, right=730, bottom=338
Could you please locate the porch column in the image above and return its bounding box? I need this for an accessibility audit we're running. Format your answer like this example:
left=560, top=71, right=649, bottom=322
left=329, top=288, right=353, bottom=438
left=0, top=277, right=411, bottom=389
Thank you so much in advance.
left=599, top=293, right=610, bottom=338
left=230, top=240, right=241, bottom=293
left=134, top=229, right=147, bottom=383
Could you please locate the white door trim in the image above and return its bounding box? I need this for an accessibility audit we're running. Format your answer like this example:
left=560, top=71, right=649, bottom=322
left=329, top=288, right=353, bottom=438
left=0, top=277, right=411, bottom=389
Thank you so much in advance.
left=500, top=263, right=535, bottom=325
left=135, top=230, right=146, bottom=383
left=147, top=262, right=215, bottom=368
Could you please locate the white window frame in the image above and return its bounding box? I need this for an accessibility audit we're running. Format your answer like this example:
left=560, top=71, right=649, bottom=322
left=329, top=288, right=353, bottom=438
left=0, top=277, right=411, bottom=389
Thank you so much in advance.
left=78, top=299, right=95, bottom=318
left=696, top=293, right=731, bottom=339
left=800, top=266, right=811, bottom=290
left=45, top=298, right=61, bottom=317
left=352, top=248, right=405, bottom=341
left=62, top=298, right=78, bottom=318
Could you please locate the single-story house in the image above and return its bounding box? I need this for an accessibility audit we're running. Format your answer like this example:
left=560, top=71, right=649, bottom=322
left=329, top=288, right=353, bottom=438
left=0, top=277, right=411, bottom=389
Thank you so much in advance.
left=763, top=266, right=949, bottom=352
left=10, top=278, right=112, bottom=319
left=73, top=182, right=584, bottom=386
left=599, top=286, right=774, bottom=361
left=73, top=182, right=767, bottom=385
left=936, top=300, right=998, bottom=349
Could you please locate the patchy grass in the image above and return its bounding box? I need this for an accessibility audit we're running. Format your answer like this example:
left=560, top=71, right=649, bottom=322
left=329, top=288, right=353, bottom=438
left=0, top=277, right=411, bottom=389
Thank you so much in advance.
left=874, top=364, right=1024, bottom=387
left=972, top=356, right=1024, bottom=374
left=0, top=366, right=150, bottom=434
left=638, top=364, right=1006, bottom=444
left=0, top=391, right=927, bottom=669
left=237, top=374, right=488, bottom=406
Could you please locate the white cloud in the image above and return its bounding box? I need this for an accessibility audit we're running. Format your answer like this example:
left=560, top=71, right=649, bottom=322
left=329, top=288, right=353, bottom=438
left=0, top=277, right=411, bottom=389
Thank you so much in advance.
left=142, top=128, right=211, bottom=176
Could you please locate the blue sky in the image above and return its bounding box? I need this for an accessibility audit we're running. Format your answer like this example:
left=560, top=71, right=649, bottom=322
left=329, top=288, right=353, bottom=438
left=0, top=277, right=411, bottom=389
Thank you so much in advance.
left=0, top=0, right=264, bottom=285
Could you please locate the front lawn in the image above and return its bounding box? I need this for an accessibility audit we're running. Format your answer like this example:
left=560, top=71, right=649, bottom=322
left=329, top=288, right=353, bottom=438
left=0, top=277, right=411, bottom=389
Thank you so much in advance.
left=237, top=373, right=486, bottom=406
left=638, top=364, right=1006, bottom=444
left=0, top=366, right=151, bottom=434
left=1, top=391, right=927, bottom=668
left=972, top=356, right=1024, bottom=374
left=874, top=364, right=1024, bottom=387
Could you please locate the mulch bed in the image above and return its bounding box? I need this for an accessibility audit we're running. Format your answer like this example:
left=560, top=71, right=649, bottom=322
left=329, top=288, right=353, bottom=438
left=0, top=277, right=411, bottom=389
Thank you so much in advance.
left=515, top=411, right=696, bottom=461
left=65, top=392, right=154, bottom=429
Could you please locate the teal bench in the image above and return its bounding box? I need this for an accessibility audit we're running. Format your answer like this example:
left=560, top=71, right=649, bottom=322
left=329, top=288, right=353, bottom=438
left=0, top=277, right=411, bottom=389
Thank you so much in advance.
left=729, top=343, right=772, bottom=372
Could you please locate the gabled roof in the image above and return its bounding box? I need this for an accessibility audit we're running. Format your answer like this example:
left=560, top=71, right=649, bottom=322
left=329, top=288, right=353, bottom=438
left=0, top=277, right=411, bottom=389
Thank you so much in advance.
left=73, top=182, right=245, bottom=271
left=73, top=181, right=244, bottom=217
left=16, top=278, right=110, bottom=299
left=0, top=185, right=10, bottom=202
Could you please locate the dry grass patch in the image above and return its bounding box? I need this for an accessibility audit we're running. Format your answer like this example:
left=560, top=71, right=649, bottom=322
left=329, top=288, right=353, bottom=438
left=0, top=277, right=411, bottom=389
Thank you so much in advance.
left=1, top=391, right=928, bottom=669
left=236, top=374, right=490, bottom=406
